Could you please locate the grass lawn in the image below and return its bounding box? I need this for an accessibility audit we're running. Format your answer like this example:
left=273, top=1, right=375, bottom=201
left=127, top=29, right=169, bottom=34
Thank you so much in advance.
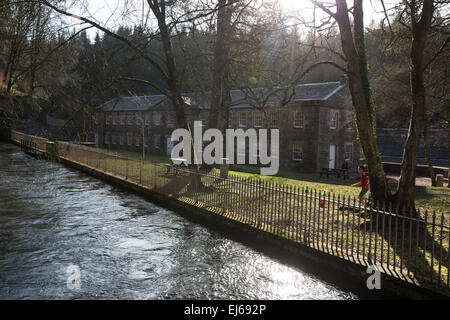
left=230, top=164, right=450, bottom=215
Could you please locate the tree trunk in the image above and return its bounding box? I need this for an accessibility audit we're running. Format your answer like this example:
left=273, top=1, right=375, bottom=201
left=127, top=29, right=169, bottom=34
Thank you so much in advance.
left=148, top=1, right=188, bottom=130
left=393, top=0, right=434, bottom=211
left=423, top=125, right=436, bottom=186
left=334, top=0, right=391, bottom=204
left=210, top=0, right=232, bottom=134
left=146, top=1, right=204, bottom=188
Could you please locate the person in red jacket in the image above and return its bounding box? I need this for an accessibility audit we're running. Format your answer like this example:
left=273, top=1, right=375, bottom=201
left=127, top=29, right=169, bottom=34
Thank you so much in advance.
left=352, top=165, right=369, bottom=205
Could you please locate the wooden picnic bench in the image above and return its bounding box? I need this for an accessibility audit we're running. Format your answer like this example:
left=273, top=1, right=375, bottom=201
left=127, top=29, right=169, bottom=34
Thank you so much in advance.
left=319, top=168, right=349, bottom=179
left=165, top=158, right=188, bottom=175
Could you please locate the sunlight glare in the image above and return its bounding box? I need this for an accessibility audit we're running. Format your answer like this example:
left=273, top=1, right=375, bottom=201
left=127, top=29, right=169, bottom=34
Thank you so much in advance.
left=279, top=0, right=312, bottom=11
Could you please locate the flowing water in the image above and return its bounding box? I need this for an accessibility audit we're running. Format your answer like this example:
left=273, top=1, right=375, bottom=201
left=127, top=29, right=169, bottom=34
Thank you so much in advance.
left=0, top=142, right=359, bottom=299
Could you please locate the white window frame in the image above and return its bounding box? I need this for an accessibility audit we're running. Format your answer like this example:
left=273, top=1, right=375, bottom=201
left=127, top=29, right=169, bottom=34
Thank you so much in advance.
left=330, top=111, right=338, bottom=129
left=154, top=134, right=160, bottom=149
left=253, top=111, right=263, bottom=128
left=167, top=114, right=175, bottom=128
left=229, top=112, right=237, bottom=128
left=136, top=113, right=142, bottom=125
left=344, top=143, right=353, bottom=161
left=127, top=133, right=132, bottom=146
left=239, top=112, right=247, bottom=128
left=271, top=112, right=279, bottom=128
left=198, top=116, right=207, bottom=127
left=293, top=111, right=304, bottom=128
left=136, top=135, right=141, bottom=147
left=153, top=111, right=161, bottom=126
left=359, top=146, right=365, bottom=161
left=292, top=143, right=303, bottom=161
left=346, top=112, right=354, bottom=130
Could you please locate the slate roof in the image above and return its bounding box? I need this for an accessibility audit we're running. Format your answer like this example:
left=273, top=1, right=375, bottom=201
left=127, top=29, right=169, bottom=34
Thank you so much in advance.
left=230, top=81, right=346, bottom=109
left=294, top=81, right=346, bottom=100
left=99, top=95, right=167, bottom=112
left=98, top=81, right=346, bottom=112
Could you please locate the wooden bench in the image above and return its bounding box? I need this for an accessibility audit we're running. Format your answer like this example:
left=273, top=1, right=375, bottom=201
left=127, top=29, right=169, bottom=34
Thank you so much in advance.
left=165, top=158, right=188, bottom=175
left=165, top=163, right=176, bottom=174
left=319, top=168, right=349, bottom=179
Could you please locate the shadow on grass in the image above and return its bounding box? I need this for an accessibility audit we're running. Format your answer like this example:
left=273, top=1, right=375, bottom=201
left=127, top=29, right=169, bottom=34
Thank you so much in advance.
left=357, top=209, right=450, bottom=291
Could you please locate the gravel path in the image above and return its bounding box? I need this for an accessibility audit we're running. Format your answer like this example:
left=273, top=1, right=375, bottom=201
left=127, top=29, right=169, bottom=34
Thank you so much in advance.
left=386, top=175, right=449, bottom=187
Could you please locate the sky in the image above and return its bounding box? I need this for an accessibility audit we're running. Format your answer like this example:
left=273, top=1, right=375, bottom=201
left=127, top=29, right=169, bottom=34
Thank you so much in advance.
left=65, top=0, right=398, bottom=40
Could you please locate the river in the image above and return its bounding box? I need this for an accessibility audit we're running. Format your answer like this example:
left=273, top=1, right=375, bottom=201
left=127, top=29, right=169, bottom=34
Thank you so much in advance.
left=0, top=142, right=359, bottom=300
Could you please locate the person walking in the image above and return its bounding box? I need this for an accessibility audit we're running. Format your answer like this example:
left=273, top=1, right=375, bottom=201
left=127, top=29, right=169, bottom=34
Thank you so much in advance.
left=352, top=165, right=369, bottom=205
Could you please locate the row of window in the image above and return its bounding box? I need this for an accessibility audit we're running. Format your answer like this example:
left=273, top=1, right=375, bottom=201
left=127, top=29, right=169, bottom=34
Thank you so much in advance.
left=291, top=142, right=356, bottom=161
left=100, top=112, right=176, bottom=127
left=230, top=110, right=354, bottom=130
left=104, top=132, right=166, bottom=149
left=99, top=110, right=354, bottom=130
left=230, top=111, right=286, bottom=128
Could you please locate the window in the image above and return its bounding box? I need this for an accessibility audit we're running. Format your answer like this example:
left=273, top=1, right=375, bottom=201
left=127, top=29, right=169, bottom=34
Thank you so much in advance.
left=330, top=111, right=338, bottom=129
left=127, top=114, right=133, bottom=125
left=346, top=112, right=354, bottom=130
left=153, top=111, right=161, bottom=126
left=112, top=134, right=116, bottom=145
left=154, top=134, right=160, bottom=149
left=136, top=113, right=142, bottom=125
left=167, top=114, right=175, bottom=128
left=271, top=112, right=279, bottom=128
left=144, top=135, right=148, bottom=147
left=136, top=135, right=141, bottom=147
left=120, top=114, right=125, bottom=125
left=293, top=111, right=304, bottom=128
left=111, top=114, right=116, bottom=125
left=105, top=114, right=110, bottom=125
left=198, top=116, right=207, bottom=127
left=145, top=113, right=150, bottom=126
left=253, top=111, right=263, bottom=127
left=127, top=133, right=132, bottom=146
left=120, top=135, right=124, bottom=145
left=239, top=112, right=247, bottom=128
left=345, top=143, right=353, bottom=161
left=359, top=146, right=365, bottom=161
left=229, top=112, right=237, bottom=128
left=292, top=142, right=303, bottom=161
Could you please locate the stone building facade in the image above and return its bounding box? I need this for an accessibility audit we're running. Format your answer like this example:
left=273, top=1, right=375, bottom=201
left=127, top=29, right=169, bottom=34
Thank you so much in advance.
left=95, top=81, right=363, bottom=173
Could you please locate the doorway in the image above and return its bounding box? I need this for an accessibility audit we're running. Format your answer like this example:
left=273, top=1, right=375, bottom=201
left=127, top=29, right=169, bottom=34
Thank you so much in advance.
left=329, top=145, right=336, bottom=169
